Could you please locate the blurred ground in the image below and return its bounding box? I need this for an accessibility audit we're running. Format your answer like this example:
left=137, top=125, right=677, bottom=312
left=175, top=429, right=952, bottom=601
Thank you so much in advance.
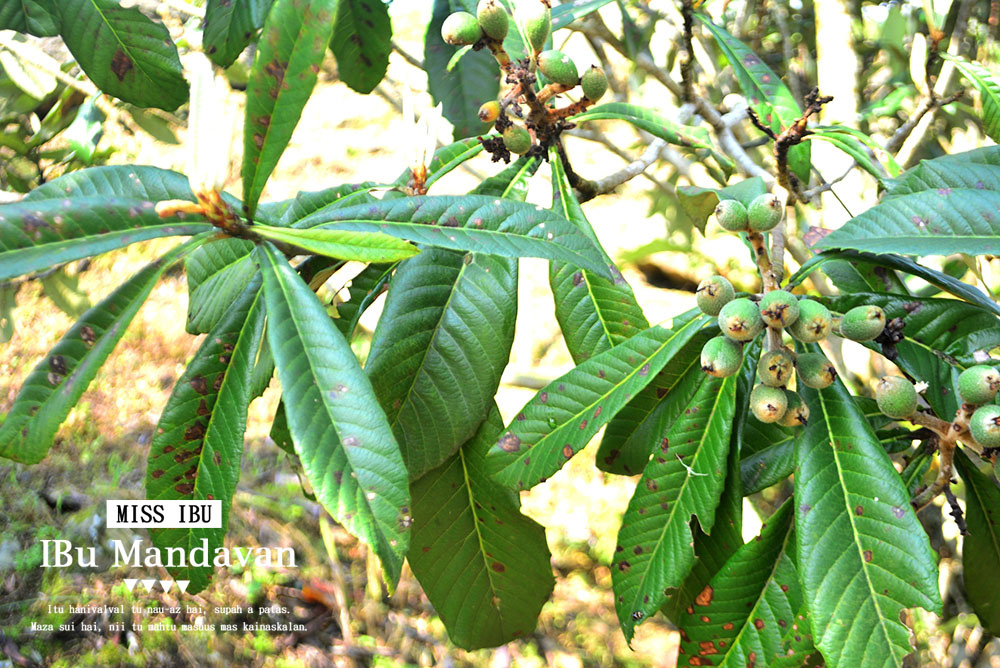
left=0, top=4, right=727, bottom=667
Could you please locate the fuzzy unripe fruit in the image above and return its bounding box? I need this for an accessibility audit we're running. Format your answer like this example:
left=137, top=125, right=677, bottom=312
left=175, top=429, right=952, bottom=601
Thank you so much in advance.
left=714, top=199, right=748, bottom=232
left=796, top=353, right=836, bottom=389
left=751, top=384, right=788, bottom=423
left=442, top=12, right=482, bottom=45
left=581, top=65, right=608, bottom=101
left=478, top=100, right=500, bottom=123
left=696, top=275, right=735, bottom=316
left=875, top=376, right=918, bottom=419
left=747, top=193, right=783, bottom=232
left=758, top=348, right=795, bottom=387
left=788, top=299, right=832, bottom=343
left=718, top=298, right=764, bottom=342
left=969, top=405, right=1000, bottom=447
left=840, top=305, right=886, bottom=342
left=759, top=290, right=799, bottom=328
left=477, top=0, right=509, bottom=40
left=519, top=0, right=551, bottom=53
left=779, top=390, right=810, bottom=427
left=502, top=124, right=531, bottom=154
left=537, top=49, right=579, bottom=86
left=958, top=365, right=1000, bottom=405
left=701, top=336, right=743, bottom=378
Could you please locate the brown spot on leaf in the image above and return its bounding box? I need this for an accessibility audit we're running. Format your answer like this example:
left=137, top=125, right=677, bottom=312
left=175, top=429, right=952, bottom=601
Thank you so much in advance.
left=80, top=325, right=97, bottom=346
left=190, top=375, right=208, bottom=395
left=491, top=561, right=505, bottom=572
left=618, top=560, right=630, bottom=572
left=151, top=469, right=164, bottom=479
left=498, top=432, right=521, bottom=453
left=855, top=505, right=864, bottom=515
left=695, top=585, right=713, bottom=606
left=754, top=618, right=764, bottom=630
left=111, top=49, right=133, bottom=81
left=722, top=622, right=734, bottom=630
left=175, top=483, right=195, bottom=495
left=185, top=422, right=206, bottom=441
left=197, top=399, right=210, bottom=416
left=562, top=444, right=573, bottom=459
left=863, top=549, right=873, bottom=562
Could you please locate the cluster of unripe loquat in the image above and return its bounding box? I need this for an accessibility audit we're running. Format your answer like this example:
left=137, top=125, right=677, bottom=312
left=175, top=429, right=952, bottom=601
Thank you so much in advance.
left=441, top=0, right=608, bottom=157
left=697, top=196, right=889, bottom=427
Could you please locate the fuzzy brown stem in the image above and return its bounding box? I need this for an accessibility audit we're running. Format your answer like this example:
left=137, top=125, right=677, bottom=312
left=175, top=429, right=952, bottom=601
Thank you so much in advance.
left=536, top=83, right=574, bottom=104
left=912, top=404, right=975, bottom=510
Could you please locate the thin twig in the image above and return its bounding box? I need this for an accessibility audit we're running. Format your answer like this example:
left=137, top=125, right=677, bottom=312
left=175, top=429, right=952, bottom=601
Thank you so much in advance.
left=582, top=137, right=668, bottom=201
left=391, top=41, right=424, bottom=70
left=566, top=128, right=677, bottom=195
left=802, top=163, right=855, bottom=200
left=884, top=90, right=964, bottom=154
left=912, top=404, right=975, bottom=510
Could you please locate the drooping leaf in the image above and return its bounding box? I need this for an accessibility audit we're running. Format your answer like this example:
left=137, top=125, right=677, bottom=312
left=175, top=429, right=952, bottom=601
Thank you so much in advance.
left=696, top=15, right=810, bottom=183
left=819, top=292, right=1000, bottom=419
left=408, top=405, right=554, bottom=649
left=293, top=195, right=615, bottom=279
left=146, top=282, right=265, bottom=593
left=0, top=284, right=15, bottom=343
left=676, top=500, right=800, bottom=667
left=0, top=197, right=212, bottom=281
left=954, top=449, right=1000, bottom=635
left=0, top=0, right=59, bottom=35
left=252, top=224, right=420, bottom=262
left=549, top=150, right=648, bottom=364
left=57, top=0, right=187, bottom=110
left=330, top=0, right=391, bottom=94
left=255, top=242, right=410, bottom=585
left=740, top=435, right=794, bottom=496
left=425, top=0, right=499, bottom=139
left=612, top=368, right=737, bottom=642
left=788, top=248, right=1000, bottom=319
left=816, top=148, right=1000, bottom=257
left=0, top=238, right=207, bottom=465
left=677, top=177, right=768, bottom=234
left=551, top=0, right=614, bottom=30
left=794, top=370, right=940, bottom=668
left=806, top=133, right=888, bottom=186
left=811, top=125, right=901, bottom=180
left=242, top=0, right=337, bottom=218
left=203, top=0, right=273, bottom=68
left=487, top=314, right=712, bottom=489
left=660, top=337, right=760, bottom=624
left=942, top=54, right=1000, bottom=142
left=185, top=239, right=257, bottom=334
left=595, top=324, right=714, bottom=476
left=571, top=103, right=715, bottom=151
left=366, top=247, right=517, bottom=479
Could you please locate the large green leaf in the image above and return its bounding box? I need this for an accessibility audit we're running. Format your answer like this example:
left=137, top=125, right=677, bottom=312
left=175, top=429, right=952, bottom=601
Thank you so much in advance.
left=57, top=0, right=187, bottom=110
left=280, top=182, right=380, bottom=225
left=0, top=0, right=59, bottom=36
left=549, top=152, right=648, bottom=364
left=571, top=103, right=715, bottom=151
left=203, top=0, right=273, bottom=68
left=408, top=406, right=554, bottom=649
left=794, top=372, right=940, bottom=668
left=293, top=195, right=615, bottom=278
left=366, top=247, right=517, bottom=479
left=885, top=146, right=1000, bottom=197
left=942, top=54, right=1000, bottom=142
left=185, top=239, right=257, bottom=334
left=24, top=165, right=195, bottom=202
left=146, top=282, right=265, bottom=593
left=954, top=449, right=1000, bottom=635
left=595, top=326, right=712, bottom=476
left=697, top=15, right=809, bottom=183
left=486, top=314, right=711, bottom=489
left=612, top=369, right=737, bottom=642
left=659, top=337, right=759, bottom=625
left=0, top=238, right=206, bottom=464
left=242, top=0, right=337, bottom=218
left=772, top=605, right=824, bottom=668
left=425, top=0, right=499, bottom=139
left=0, top=197, right=212, bottom=281
left=252, top=224, right=420, bottom=262
left=255, top=242, right=410, bottom=585
left=820, top=292, right=1000, bottom=419
left=329, top=0, right=391, bottom=94
left=816, top=148, right=1000, bottom=256
left=676, top=500, right=800, bottom=667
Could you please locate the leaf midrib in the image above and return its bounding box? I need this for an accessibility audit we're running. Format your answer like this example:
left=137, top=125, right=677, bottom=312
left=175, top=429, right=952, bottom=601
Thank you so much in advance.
left=626, top=374, right=732, bottom=624
left=85, top=0, right=159, bottom=82
left=814, top=388, right=898, bottom=659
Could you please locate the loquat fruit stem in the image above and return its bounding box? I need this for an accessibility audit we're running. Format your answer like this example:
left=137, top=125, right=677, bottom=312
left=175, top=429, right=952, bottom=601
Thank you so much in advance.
left=912, top=403, right=975, bottom=510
